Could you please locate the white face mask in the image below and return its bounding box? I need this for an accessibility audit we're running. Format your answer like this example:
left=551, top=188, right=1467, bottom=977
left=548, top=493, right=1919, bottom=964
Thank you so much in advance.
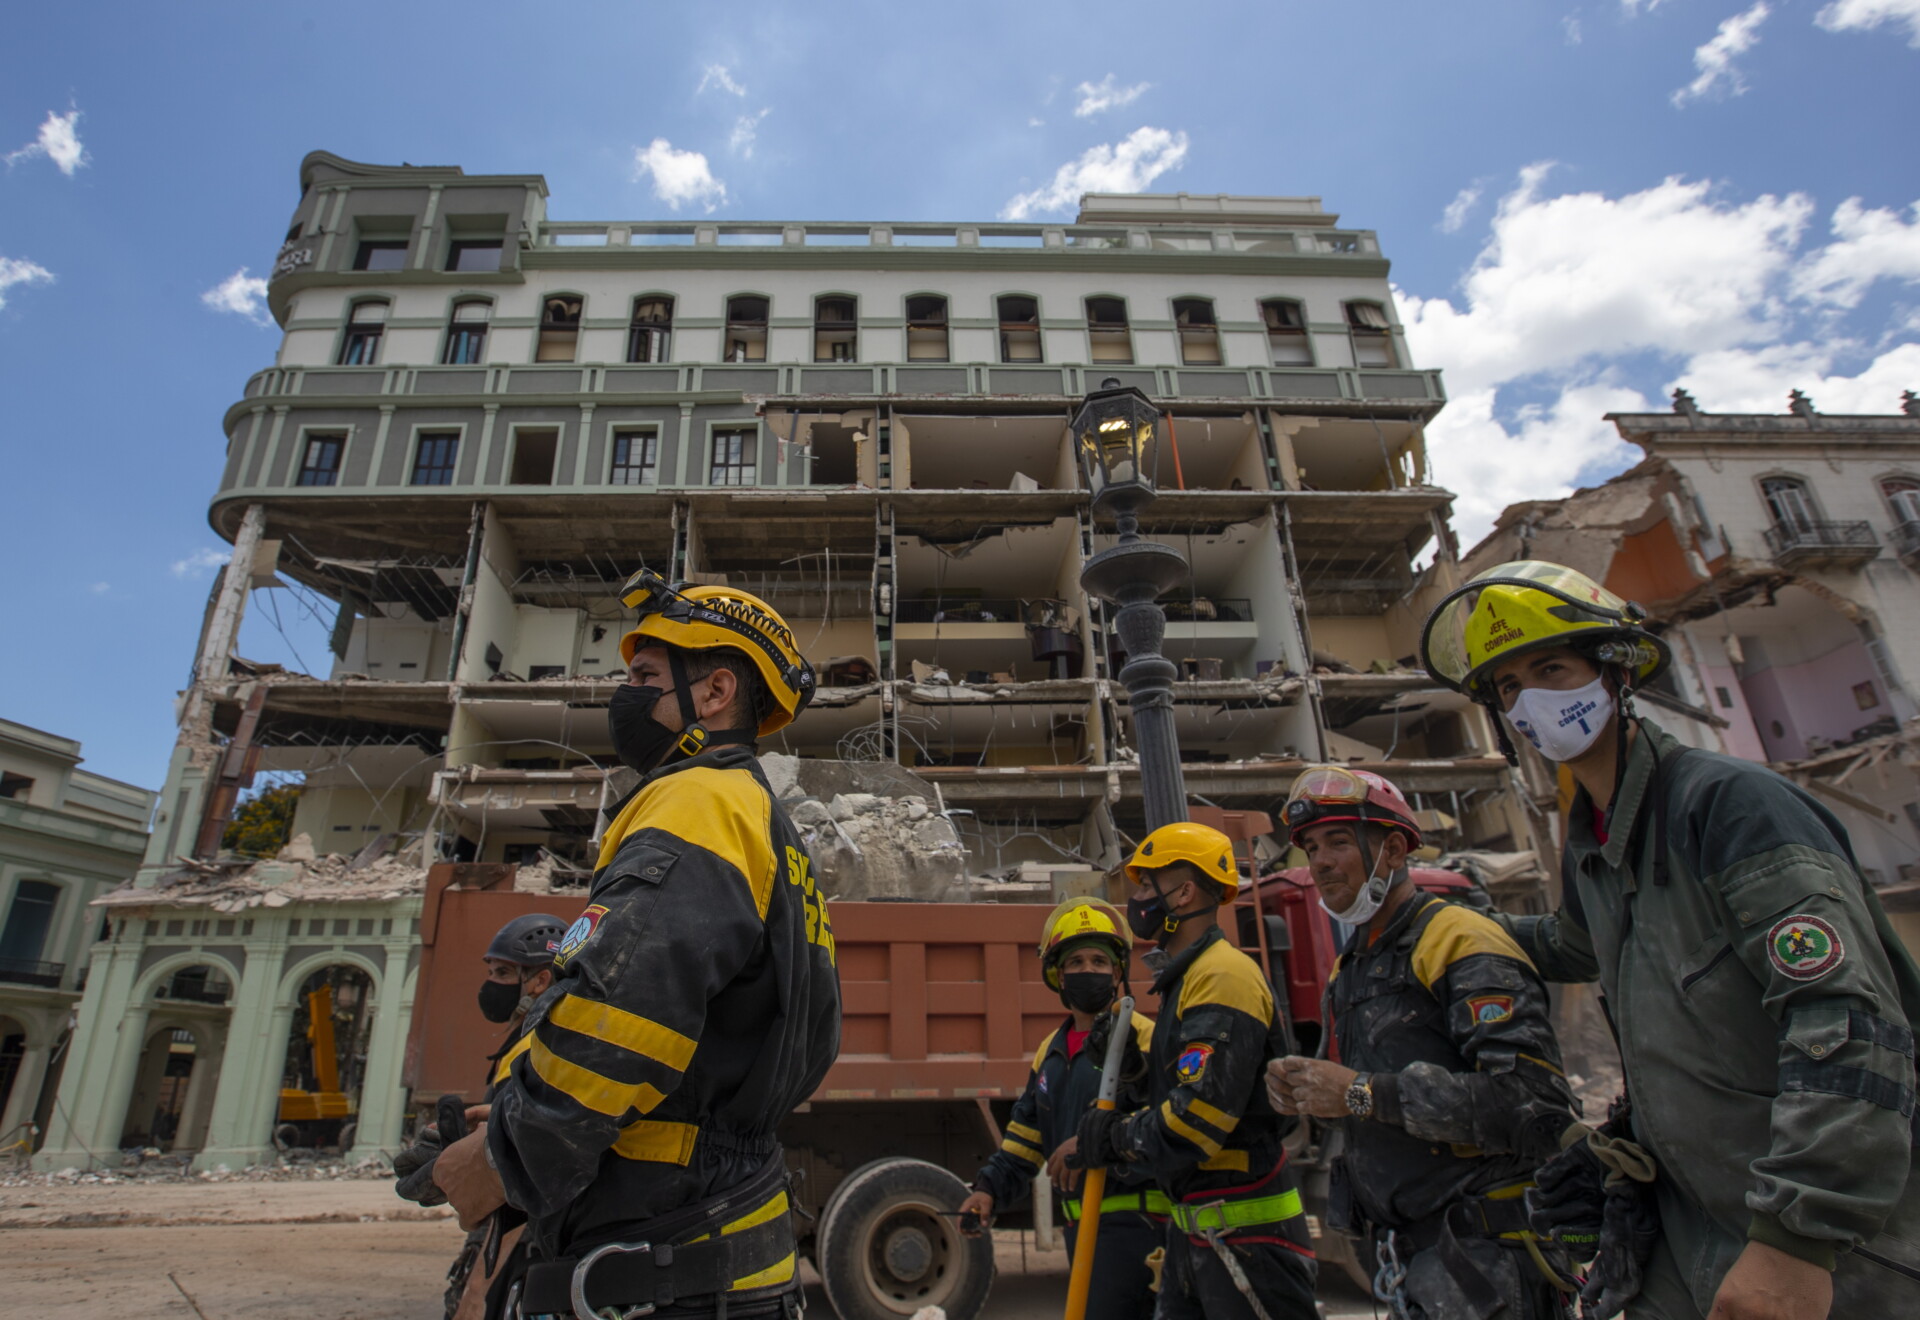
left=1507, top=676, right=1612, bottom=762
left=1319, top=849, right=1393, bottom=926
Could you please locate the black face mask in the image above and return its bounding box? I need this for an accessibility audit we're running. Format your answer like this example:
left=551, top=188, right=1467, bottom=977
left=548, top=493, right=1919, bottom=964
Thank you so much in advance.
left=1126, top=875, right=1179, bottom=944
left=477, top=977, right=524, bottom=1023
left=608, top=683, right=676, bottom=773
left=1060, top=971, right=1118, bottom=1015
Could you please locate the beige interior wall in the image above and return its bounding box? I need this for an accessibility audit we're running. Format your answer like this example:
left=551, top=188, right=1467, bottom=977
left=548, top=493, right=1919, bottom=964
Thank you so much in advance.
left=1311, top=615, right=1394, bottom=668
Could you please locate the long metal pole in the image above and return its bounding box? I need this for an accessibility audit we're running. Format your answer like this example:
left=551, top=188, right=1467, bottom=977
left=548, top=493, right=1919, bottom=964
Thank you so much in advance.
left=1063, top=995, right=1137, bottom=1320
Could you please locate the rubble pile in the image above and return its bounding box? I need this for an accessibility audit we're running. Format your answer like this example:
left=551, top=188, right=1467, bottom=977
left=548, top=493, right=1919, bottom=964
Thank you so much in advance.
left=2, top=1152, right=394, bottom=1189
left=761, top=754, right=968, bottom=901
left=101, top=833, right=429, bottom=911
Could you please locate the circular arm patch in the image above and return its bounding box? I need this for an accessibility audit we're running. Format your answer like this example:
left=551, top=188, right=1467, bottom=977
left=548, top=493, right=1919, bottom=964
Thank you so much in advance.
left=1766, top=913, right=1844, bottom=981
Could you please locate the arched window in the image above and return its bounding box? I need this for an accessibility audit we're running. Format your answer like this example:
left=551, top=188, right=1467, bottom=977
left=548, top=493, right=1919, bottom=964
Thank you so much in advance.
left=1172, top=297, right=1220, bottom=366
left=1883, top=477, right=1920, bottom=527
left=1086, top=296, right=1132, bottom=364
left=443, top=299, right=491, bottom=365
left=535, top=295, right=583, bottom=362
left=725, top=295, right=768, bottom=362
left=814, top=296, right=858, bottom=363
left=998, top=295, right=1041, bottom=363
left=1260, top=299, right=1311, bottom=366
left=906, top=295, right=949, bottom=362
left=1344, top=300, right=1395, bottom=367
left=628, top=296, right=674, bottom=363
left=337, top=300, right=388, bottom=366
left=1761, top=476, right=1819, bottom=532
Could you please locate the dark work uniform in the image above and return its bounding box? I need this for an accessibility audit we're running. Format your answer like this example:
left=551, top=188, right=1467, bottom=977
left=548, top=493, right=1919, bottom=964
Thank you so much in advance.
left=1112, top=926, right=1316, bottom=1319
left=487, top=743, right=841, bottom=1318
left=973, top=1010, right=1164, bottom=1320
left=1328, top=891, right=1575, bottom=1319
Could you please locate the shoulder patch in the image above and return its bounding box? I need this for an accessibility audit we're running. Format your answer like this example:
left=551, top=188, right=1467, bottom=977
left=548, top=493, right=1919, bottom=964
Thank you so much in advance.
left=1465, top=994, right=1514, bottom=1025
left=1175, top=1042, right=1214, bottom=1085
left=1412, top=902, right=1534, bottom=991
left=1767, top=913, right=1845, bottom=981
left=555, top=904, right=608, bottom=966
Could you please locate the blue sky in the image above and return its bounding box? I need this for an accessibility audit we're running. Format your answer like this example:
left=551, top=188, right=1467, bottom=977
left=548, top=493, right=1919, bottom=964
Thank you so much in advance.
left=4, top=0, right=1919, bottom=793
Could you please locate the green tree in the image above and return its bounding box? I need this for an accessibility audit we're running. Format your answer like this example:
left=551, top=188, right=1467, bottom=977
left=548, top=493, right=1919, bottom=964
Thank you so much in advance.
left=224, top=783, right=301, bottom=858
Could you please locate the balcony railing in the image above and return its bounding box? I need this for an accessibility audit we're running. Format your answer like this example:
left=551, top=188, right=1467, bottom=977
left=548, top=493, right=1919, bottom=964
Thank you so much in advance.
left=1762, top=520, right=1879, bottom=569
left=1891, top=520, right=1920, bottom=564
left=896, top=598, right=1025, bottom=624
left=0, top=958, right=65, bottom=988
left=1160, top=597, right=1254, bottom=623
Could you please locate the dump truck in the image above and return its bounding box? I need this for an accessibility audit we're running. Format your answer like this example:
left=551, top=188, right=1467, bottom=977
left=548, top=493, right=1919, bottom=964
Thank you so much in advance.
left=404, top=838, right=1485, bottom=1318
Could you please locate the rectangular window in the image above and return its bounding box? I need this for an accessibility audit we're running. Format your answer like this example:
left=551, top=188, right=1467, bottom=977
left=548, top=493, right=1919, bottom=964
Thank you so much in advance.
left=0, top=772, right=32, bottom=801
left=509, top=429, right=558, bottom=485
left=814, top=296, right=858, bottom=363
left=710, top=429, right=757, bottom=486
left=337, top=301, right=387, bottom=365
left=353, top=240, right=409, bottom=272
left=0, top=879, right=58, bottom=964
left=998, top=295, right=1042, bottom=363
left=443, top=301, right=490, bottom=365
left=610, top=431, right=658, bottom=485
left=1262, top=300, right=1312, bottom=366
left=446, top=239, right=504, bottom=273
left=411, top=432, right=460, bottom=486
left=536, top=296, right=583, bottom=363
left=297, top=435, right=344, bottom=487
left=726, top=296, right=769, bottom=362
left=628, top=297, right=674, bottom=363
left=906, top=295, right=949, bottom=361
left=1345, top=301, right=1396, bottom=367
left=1086, top=297, right=1133, bottom=364
left=1173, top=298, right=1221, bottom=366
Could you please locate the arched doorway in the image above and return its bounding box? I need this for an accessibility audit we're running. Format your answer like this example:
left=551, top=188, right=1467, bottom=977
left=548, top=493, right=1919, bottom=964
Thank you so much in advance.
left=277, top=964, right=376, bottom=1153
left=0, top=1016, right=28, bottom=1149
left=122, top=965, right=233, bottom=1154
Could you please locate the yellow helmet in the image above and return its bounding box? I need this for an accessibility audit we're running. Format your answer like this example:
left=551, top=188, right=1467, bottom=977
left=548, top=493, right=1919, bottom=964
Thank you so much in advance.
left=1420, top=560, right=1670, bottom=704
left=1037, top=898, right=1131, bottom=991
left=1125, top=821, right=1240, bottom=901
left=618, top=569, right=817, bottom=736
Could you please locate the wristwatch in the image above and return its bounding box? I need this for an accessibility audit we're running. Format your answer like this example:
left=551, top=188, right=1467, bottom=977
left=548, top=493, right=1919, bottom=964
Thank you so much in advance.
left=1344, top=1073, right=1375, bottom=1120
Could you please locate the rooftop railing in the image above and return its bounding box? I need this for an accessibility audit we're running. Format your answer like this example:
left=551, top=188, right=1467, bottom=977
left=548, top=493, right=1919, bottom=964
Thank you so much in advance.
left=530, top=219, right=1379, bottom=256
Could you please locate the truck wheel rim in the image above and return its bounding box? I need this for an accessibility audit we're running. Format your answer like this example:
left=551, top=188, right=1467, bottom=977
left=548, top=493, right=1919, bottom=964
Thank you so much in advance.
left=861, top=1201, right=959, bottom=1313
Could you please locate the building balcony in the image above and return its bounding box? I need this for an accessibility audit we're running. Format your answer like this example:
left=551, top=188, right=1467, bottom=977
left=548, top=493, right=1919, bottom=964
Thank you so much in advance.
left=0, top=957, right=65, bottom=988
left=1890, top=519, right=1920, bottom=567
left=1761, top=520, right=1879, bottom=570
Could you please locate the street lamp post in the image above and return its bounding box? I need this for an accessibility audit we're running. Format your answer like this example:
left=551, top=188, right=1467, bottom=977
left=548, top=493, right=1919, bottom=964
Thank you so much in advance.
left=1073, top=378, right=1190, bottom=831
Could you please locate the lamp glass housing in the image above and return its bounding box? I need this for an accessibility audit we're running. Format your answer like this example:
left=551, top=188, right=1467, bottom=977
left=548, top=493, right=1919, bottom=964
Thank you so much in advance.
left=1073, top=380, right=1160, bottom=501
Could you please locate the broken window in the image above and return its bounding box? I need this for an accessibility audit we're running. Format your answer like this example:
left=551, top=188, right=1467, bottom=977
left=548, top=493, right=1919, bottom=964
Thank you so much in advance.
left=509, top=429, right=559, bottom=485
left=0, top=879, right=58, bottom=964
left=610, top=430, right=658, bottom=485
left=0, top=772, right=32, bottom=801
left=1086, top=296, right=1133, bottom=364
left=411, top=432, right=460, bottom=486
left=338, top=300, right=388, bottom=365
left=297, top=434, right=344, bottom=487
left=1761, top=476, right=1819, bottom=532
left=628, top=296, right=674, bottom=363
left=710, top=428, right=757, bottom=486
left=446, top=238, right=503, bottom=272
left=1173, top=297, right=1221, bottom=366
left=1261, top=298, right=1311, bottom=366
left=1883, top=477, right=1920, bottom=527
left=906, top=295, right=949, bottom=362
left=725, top=295, right=769, bottom=362
left=1343, top=301, right=1396, bottom=367
left=814, top=295, right=858, bottom=363
left=352, top=239, right=409, bottom=272
left=535, top=295, right=583, bottom=363
left=998, top=295, right=1042, bottom=363
left=443, top=299, right=491, bottom=365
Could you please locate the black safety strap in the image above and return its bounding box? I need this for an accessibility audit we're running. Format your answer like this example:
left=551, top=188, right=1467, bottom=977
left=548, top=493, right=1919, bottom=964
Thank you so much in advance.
left=1778, top=1060, right=1917, bottom=1118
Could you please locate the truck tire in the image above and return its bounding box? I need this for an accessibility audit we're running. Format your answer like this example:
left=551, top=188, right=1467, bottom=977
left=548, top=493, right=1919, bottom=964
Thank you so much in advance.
left=815, top=1157, right=994, bottom=1320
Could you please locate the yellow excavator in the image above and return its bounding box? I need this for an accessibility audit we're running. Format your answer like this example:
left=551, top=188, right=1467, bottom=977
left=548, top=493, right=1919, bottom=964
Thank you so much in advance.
left=277, top=985, right=354, bottom=1138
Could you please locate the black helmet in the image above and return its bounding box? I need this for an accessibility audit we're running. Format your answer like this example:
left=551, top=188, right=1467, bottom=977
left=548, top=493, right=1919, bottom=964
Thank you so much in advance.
left=485, top=913, right=566, bottom=969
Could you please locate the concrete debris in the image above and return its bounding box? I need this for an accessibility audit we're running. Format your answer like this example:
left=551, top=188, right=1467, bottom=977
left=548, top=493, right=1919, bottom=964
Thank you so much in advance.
left=761, top=753, right=968, bottom=901
left=1, top=1154, right=395, bottom=1189
left=1435, top=850, right=1549, bottom=899
left=277, top=832, right=317, bottom=862
left=509, top=850, right=593, bottom=894
left=103, top=845, right=430, bottom=910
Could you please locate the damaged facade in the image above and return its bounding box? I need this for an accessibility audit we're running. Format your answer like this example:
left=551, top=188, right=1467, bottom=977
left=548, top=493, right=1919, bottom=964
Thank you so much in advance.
left=1463, top=391, right=1920, bottom=950
left=40, top=153, right=1545, bottom=1170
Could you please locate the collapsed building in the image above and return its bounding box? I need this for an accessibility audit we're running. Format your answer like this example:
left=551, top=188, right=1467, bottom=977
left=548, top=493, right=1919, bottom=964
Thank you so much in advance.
left=38, top=153, right=1549, bottom=1171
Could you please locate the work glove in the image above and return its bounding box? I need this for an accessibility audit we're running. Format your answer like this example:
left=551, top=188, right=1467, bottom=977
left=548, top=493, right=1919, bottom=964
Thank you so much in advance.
left=1067, top=1107, right=1126, bottom=1171
left=1579, top=1178, right=1660, bottom=1320
left=1527, top=1110, right=1656, bottom=1252
left=392, top=1126, right=447, bottom=1205
left=1086, top=1013, right=1149, bottom=1089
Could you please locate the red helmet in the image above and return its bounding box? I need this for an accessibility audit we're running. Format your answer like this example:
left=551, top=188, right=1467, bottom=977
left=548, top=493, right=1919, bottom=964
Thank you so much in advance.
left=1282, top=765, right=1421, bottom=849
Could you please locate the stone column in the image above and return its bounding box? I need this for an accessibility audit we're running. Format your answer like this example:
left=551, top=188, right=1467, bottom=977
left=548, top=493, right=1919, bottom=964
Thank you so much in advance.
left=33, top=940, right=143, bottom=1170
left=0, top=1008, right=55, bottom=1142
left=348, top=942, right=415, bottom=1163
left=193, top=931, right=287, bottom=1171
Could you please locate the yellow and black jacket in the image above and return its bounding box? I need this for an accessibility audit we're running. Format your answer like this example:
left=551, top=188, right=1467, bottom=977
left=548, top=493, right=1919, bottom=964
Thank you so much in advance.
left=1115, top=927, right=1313, bottom=1258
left=1327, top=892, right=1573, bottom=1235
left=486, top=743, right=841, bottom=1282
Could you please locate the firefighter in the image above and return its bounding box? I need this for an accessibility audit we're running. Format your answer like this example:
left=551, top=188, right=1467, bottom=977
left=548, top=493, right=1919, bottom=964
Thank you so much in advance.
left=1264, top=766, right=1576, bottom=1319
left=1073, top=821, right=1318, bottom=1319
left=956, top=898, right=1162, bottom=1320
left=1420, top=560, right=1920, bottom=1319
left=394, top=913, right=567, bottom=1320
left=429, top=569, right=840, bottom=1320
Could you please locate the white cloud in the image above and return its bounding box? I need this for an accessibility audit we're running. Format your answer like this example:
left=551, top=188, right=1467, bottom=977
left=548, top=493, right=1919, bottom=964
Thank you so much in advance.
left=172, top=548, right=231, bottom=579
left=1672, top=3, right=1771, bottom=107
left=1029, top=117, right=1045, bottom=128
left=1000, top=127, right=1189, bottom=220
left=6, top=108, right=86, bottom=176
left=1073, top=74, right=1151, bottom=118
left=1564, top=15, right=1585, bottom=44
left=200, top=268, right=273, bottom=326
left=1790, top=198, right=1920, bottom=307
left=1440, top=184, right=1484, bottom=234
left=1817, top=0, right=1920, bottom=46
left=1621, top=1, right=1668, bottom=12
left=0, top=255, right=54, bottom=309
left=89, top=582, right=110, bottom=595
left=1675, top=340, right=1920, bottom=413
left=632, top=139, right=727, bottom=212
left=698, top=64, right=747, bottom=97
left=729, top=108, right=771, bottom=158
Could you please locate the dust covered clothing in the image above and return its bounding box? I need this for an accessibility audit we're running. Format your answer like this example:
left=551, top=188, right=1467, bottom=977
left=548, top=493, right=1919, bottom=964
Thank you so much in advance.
left=1504, top=719, right=1920, bottom=1316
left=1328, top=891, right=1574, bottom=1318
left=486, top=743, right=840, bottom=1309
left=1113, top=926, right=1316, bottom=1318
left=972, top=1011, right=1162, bottom=1320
